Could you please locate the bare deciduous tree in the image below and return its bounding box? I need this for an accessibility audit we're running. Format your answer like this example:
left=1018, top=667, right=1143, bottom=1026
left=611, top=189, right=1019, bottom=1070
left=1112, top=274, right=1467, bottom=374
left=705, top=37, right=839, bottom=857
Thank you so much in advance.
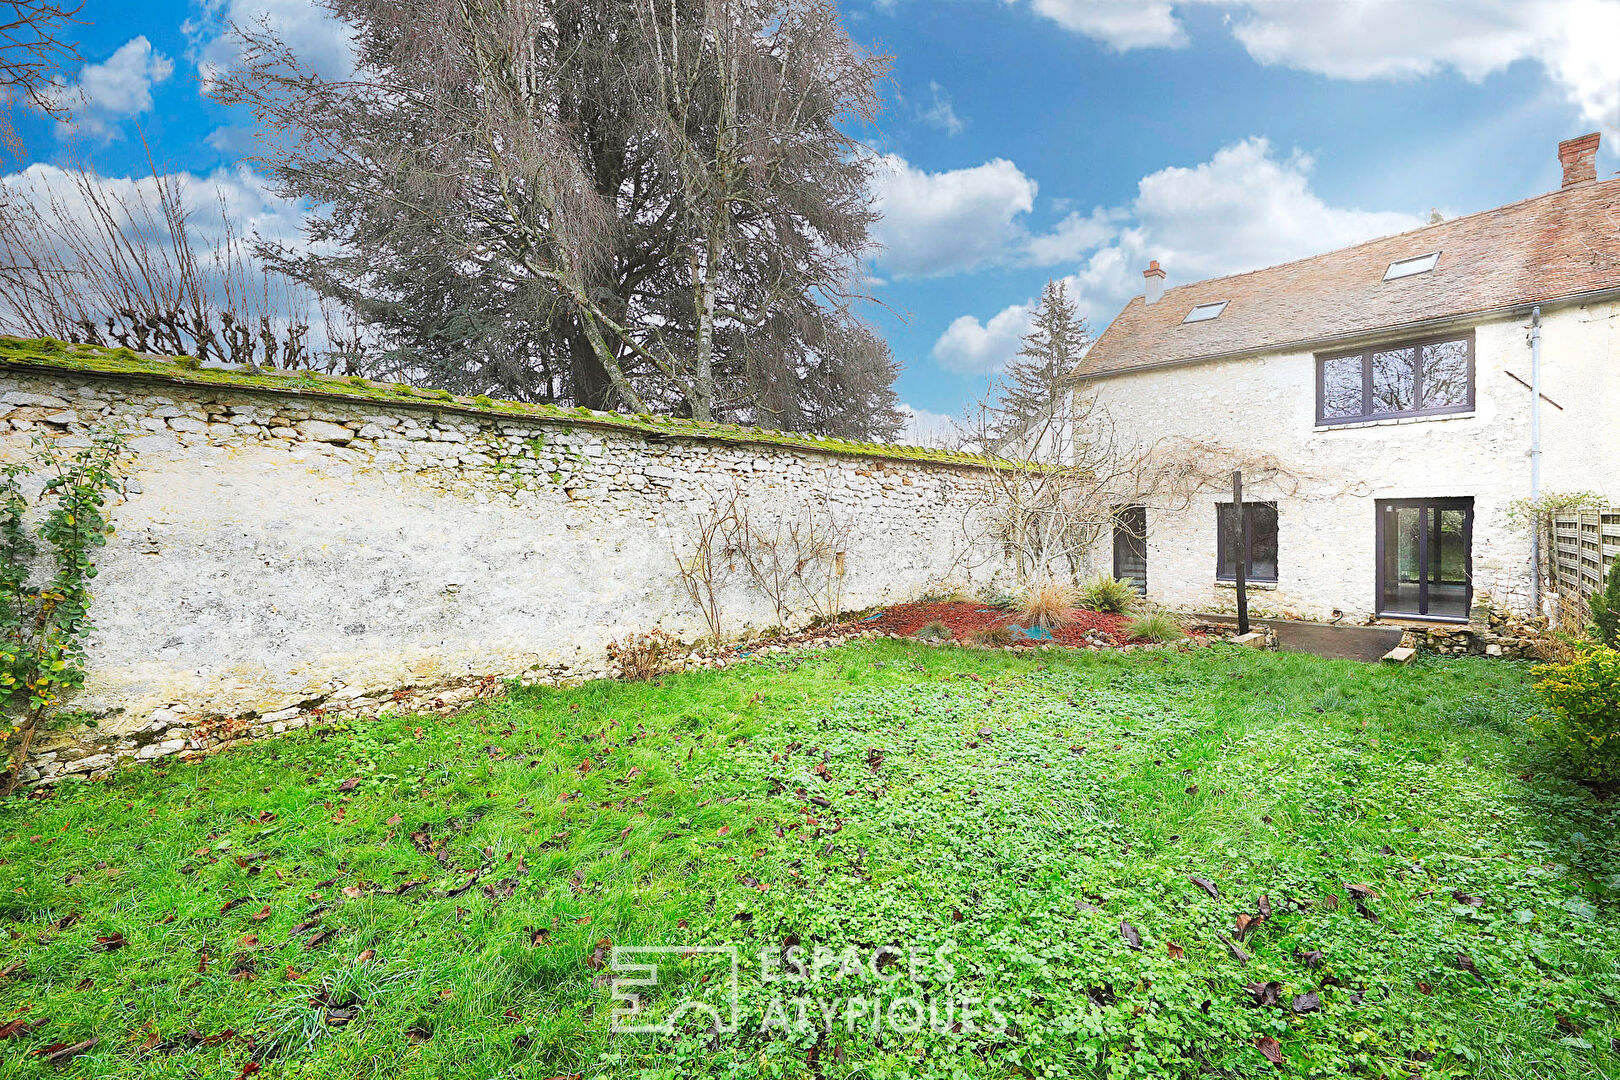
left=0, top=0, right=80, bottom=159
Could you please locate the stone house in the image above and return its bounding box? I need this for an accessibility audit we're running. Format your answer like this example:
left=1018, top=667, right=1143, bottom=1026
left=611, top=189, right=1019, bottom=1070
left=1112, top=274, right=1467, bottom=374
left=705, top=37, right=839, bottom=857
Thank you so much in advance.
left=1075, top=134, right=1620, bottom=627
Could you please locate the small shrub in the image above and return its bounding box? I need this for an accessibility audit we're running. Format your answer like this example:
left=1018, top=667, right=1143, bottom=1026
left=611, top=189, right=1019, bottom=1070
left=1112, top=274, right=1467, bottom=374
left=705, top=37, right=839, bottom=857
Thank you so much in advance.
left=969, top=625, right=1016, bottom=648
left=1076, top=576, right=1137, bottom=615
left=1534, top=645, right=1620, bottom=783
left=606, top=628, right=681, bottom=680
left=913, top=620, right=952, bottom=642
left=1124, top=610, right=1185, bottom=643
left=2, top=429, right=125, bottom=796
left=1018, top=579, right=1078, bottom=630
left=1590, top=560, right=1620, bottom=648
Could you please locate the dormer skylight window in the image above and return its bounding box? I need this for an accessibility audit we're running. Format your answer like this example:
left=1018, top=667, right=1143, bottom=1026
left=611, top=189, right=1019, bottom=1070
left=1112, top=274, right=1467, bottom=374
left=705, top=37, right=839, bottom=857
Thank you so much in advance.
left=1383, top=252, right=1440, bottom=281
left=1182, top=301, right=1228, bottom=324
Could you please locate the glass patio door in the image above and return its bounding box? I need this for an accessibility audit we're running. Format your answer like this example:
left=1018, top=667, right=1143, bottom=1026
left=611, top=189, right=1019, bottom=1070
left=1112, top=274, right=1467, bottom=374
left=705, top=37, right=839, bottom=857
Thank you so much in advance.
left=1376, top=498, right=1473, bottom=620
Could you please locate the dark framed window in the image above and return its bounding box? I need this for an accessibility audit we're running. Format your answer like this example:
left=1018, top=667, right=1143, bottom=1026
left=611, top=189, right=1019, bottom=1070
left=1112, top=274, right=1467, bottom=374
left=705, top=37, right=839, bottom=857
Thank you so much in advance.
left=1316, top=332, right=1474, bottom=425
left=1216, top=502, right=1278, bottom=583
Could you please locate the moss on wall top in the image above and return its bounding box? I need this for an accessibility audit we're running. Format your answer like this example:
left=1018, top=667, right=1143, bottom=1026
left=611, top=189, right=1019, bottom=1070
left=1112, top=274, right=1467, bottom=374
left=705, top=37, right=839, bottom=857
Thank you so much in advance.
left=0, top=336, right=1000, bottom=470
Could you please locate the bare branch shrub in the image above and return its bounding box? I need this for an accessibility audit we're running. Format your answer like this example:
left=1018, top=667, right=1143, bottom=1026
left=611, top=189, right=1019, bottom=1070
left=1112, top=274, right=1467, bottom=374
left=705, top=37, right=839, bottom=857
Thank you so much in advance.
left=788, top=501, right=851, bottom=623
left=0, top=155, right=324, bottom=369
left=607, top=628, right=681, bottom=681
left=733, top=500, right=798, bottom=631
left=671, top=488, right=745, bottom=644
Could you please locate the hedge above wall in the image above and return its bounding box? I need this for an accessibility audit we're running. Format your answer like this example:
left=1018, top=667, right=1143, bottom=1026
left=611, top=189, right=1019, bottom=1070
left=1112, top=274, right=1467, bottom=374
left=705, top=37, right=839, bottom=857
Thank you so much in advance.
left=0, top=337, right=993, bottom=470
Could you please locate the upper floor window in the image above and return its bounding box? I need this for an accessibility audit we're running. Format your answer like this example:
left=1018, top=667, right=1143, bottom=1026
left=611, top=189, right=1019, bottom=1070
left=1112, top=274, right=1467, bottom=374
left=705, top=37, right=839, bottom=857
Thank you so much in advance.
left=1316, top=332, right=1474, bottom=426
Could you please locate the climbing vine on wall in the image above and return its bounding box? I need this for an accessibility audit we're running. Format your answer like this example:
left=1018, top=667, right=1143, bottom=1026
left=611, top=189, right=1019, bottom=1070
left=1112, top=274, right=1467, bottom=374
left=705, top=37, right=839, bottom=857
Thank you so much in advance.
left=0, top=428, right=125, bottom=795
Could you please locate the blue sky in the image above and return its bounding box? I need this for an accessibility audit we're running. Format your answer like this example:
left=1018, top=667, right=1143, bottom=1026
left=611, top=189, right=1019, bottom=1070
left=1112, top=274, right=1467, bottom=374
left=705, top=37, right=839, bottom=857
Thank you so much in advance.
left=7, top=0, right=1620, bottom=440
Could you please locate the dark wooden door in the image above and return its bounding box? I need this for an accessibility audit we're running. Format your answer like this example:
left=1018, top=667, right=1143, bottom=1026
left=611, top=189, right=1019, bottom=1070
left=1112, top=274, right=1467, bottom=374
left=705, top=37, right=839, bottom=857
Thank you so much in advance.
left=1114, top=506, right=1148, bottom=596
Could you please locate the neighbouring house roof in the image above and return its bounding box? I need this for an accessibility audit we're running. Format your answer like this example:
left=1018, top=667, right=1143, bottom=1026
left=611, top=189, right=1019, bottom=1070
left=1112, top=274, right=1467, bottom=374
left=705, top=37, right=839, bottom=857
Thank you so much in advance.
left=1076, top=174, right=1620, bottom=380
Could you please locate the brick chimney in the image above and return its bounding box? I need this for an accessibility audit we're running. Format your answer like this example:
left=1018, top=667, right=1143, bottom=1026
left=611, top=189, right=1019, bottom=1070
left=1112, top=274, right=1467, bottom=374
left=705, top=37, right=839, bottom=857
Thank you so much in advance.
left=1143, top=260, right=1166, bottom=305
left=1559, top=132, right=1600, bottom=188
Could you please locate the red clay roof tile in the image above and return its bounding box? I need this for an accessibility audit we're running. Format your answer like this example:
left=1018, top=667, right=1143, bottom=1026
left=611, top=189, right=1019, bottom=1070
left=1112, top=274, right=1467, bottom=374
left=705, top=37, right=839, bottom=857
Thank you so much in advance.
left=1077, top=175, right=1620, bottom=379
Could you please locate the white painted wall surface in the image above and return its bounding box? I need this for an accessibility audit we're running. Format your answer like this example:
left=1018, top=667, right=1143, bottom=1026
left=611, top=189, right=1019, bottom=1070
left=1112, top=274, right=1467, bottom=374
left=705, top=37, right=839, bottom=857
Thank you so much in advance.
left=1078, top=300, right=1618, bottom=621
left=0, top=368, right=1011, bottom=740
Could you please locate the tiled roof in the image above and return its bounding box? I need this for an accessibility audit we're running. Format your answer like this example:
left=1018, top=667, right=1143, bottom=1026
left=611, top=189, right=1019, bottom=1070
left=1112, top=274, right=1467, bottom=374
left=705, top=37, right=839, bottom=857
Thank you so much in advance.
left=1077, top=175, right=1620, bottom=379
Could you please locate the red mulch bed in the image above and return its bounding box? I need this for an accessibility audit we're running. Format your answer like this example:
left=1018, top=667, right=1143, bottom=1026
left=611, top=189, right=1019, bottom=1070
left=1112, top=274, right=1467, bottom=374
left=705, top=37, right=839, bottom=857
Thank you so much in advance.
left=860, top=599, right=1148, bottom=647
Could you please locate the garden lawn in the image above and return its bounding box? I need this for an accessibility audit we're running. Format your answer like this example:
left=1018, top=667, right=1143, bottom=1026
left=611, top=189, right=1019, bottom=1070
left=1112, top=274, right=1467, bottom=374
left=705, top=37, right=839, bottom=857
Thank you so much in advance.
left=0, top=643, right=1617, bottom=1080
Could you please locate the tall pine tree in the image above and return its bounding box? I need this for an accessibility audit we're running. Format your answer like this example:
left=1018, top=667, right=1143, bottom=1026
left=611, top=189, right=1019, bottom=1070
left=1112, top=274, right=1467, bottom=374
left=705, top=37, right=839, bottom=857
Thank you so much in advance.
left=991, top=279, right=1090, bottom=453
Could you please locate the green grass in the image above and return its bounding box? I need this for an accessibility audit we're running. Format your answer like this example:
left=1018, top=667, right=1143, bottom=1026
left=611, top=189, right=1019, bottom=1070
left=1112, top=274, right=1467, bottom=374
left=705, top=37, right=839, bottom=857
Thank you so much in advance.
left=1, top=643, right=1617, bottom=1079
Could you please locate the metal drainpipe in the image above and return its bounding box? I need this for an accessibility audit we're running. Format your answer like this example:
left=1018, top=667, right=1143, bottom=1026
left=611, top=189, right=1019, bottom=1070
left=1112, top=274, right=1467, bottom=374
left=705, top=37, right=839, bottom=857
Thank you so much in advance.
left=1530, top=305, right=1543, bottom=614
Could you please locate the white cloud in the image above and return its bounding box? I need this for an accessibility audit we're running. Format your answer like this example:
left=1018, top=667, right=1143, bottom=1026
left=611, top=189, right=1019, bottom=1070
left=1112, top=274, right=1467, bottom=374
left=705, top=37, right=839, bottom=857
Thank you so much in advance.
left=932, top=137, right=1423, bottom=365
left=931, top=300, right=1035, bottom=374
left=897, top=403, right=962, bottom=446
left=918, top=81, right=967, bottom=135
left=868, top=154, right=1037, bottom=277
left=187, top=0, right=358, bottom=92
left=1071, top=137, right=1420, bottom=311
left=1232, top=0, right=1620, bottom=132
left=42, top=37, right=174, bottom=140
left=1007, top=0, right=1183, bottom=48
left=1002, top=0, right=1620, bottom=132
left=870, top=153, right=1128, bottom=276
left=1022, top=207, right=1118, bottom=265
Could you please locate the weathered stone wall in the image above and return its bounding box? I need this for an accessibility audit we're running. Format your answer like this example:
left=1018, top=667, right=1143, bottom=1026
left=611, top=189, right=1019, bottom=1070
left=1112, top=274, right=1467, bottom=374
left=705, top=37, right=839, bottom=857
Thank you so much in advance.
left=0, top=360, right=1012, bottom=782
left=1398, top=595, right=1551, bottom=660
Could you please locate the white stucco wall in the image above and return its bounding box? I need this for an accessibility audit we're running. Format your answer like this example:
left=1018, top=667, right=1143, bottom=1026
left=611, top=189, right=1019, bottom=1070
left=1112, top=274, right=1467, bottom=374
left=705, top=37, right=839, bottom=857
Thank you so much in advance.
left=1079, top=299, right=1618, bottom=621
left=0, top=365, right=1011, bottom=743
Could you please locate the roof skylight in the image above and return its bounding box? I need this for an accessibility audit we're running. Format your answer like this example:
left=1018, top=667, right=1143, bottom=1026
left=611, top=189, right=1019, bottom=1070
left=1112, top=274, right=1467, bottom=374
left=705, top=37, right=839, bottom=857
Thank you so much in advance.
left=1182, top=301, right=1228, bottom=324
left=1384, top=251, right=1440, bottom=281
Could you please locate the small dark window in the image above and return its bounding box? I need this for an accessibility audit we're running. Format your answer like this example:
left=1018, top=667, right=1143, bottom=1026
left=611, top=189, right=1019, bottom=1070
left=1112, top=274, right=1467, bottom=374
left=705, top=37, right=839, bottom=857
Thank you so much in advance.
left=1217, top=502, right=1278, bottom=583
left=1316, top=332, right=1474, bottom=425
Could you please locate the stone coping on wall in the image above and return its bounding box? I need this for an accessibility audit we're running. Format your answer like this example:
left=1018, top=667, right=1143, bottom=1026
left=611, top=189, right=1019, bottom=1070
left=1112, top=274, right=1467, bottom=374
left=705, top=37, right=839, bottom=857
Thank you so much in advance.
left=0, top=336, right=1002, bottom=471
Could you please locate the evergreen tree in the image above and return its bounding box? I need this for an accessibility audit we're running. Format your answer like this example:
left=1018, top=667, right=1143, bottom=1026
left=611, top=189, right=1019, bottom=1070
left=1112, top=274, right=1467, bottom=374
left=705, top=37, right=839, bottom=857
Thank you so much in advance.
left=1591, top=558, right=1620, bottom=648
left=214, top=0, right=902, bottom=440
left=991, top=279, right=1090, bottom=451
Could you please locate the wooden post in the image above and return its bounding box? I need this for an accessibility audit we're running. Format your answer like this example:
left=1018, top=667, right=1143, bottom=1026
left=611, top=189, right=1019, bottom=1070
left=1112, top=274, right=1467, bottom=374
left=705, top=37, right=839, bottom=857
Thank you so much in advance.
left=1233, top=470, right=1250, bottom=636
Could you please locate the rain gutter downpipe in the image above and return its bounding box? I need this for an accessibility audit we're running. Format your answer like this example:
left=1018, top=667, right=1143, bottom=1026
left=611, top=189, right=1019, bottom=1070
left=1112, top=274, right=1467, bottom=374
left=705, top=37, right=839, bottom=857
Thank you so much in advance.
left=1530, top=305, right=1543, bottom=614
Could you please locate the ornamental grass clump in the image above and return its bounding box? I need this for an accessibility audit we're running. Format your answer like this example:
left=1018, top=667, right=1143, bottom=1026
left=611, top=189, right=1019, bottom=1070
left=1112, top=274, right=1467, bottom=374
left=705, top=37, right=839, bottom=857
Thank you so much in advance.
left=968, top=625, right=1016, bottom=648
left=1124, top=610, right=1185, bottom=644
left=1534, top=644, right=1620, bottom=784
left=1017, top=579, right=1078, bottom=631
left=913, top=619, right=952, bottom=642
left=1076, top=575, right=1138, bottom=615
